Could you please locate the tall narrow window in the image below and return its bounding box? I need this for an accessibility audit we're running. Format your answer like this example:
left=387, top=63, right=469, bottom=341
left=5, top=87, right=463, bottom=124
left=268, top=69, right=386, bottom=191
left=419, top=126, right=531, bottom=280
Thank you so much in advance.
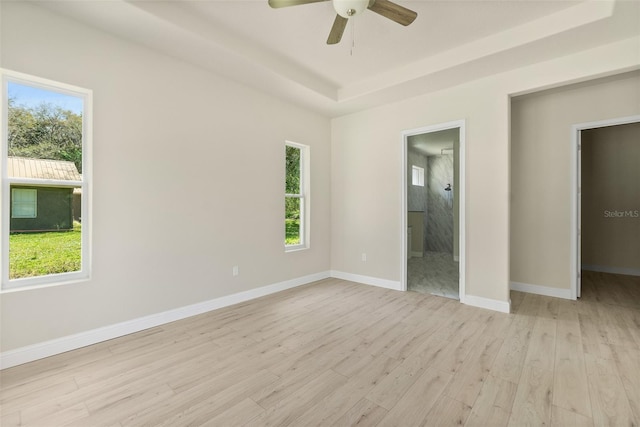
left=285, top=142, right=309, bottom=250
left=2, top=71, right=92, bottom=290
left=412, top=165, right=424, bottom=186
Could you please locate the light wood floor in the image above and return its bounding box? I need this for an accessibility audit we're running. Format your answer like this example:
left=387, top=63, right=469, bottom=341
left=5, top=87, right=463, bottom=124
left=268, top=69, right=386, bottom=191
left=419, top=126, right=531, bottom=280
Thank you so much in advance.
left=1, top=271, right=639, bottom=426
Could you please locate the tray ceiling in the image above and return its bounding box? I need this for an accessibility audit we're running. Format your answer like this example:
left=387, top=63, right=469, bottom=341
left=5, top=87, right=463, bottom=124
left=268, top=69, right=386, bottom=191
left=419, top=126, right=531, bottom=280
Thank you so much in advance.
left=35, top=0, right=640, bottom=116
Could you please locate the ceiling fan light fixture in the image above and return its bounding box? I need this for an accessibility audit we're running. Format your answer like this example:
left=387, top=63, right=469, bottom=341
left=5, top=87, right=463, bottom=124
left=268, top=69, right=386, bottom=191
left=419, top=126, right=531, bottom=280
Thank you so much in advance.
left=268, top=0, right=417, bottom=45
left=333, top=0, right=368, bottom=18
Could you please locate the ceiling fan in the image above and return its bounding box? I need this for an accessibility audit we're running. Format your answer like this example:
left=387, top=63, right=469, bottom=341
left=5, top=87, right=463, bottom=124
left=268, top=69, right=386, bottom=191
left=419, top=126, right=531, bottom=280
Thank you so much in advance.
left=268, top=0, right=417, bottom=45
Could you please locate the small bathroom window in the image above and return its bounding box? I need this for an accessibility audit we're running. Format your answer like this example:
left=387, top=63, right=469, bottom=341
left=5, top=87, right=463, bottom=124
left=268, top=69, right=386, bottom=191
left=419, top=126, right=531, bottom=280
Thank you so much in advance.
left=412, top=165, right=424, bottom=186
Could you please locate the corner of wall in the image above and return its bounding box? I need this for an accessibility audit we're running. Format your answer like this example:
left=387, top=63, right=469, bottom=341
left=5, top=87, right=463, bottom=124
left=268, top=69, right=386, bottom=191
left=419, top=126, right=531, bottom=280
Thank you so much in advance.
left=463, top=294, right=511, bottom=313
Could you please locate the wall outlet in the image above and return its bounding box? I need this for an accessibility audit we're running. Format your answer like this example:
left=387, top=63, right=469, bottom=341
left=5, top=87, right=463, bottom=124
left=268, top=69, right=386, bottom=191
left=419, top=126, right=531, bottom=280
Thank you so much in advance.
left=361, top=253, right=367, bottom=262
left=233, top=266, right=239, bottom=276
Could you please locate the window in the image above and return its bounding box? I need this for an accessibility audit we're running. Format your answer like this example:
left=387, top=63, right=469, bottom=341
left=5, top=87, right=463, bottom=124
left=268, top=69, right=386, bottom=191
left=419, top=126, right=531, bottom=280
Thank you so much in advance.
left=2, top=71, right=92, bottom=290
left=285, top=142, right=309, bottom=250
left=412, top=165, right=424, bottom=186
left=11, top=188, right=37, bottom=218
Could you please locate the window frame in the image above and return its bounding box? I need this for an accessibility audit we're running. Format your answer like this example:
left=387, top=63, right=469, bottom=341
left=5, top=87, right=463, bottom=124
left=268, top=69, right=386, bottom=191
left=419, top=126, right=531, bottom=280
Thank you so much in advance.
left=11, top=188, right=38, bottom=218
left=285, top=141, right=310, bottom=252
left=412, top=165, right=425, bottom=187
left=1, top=70, right=93, bottom=292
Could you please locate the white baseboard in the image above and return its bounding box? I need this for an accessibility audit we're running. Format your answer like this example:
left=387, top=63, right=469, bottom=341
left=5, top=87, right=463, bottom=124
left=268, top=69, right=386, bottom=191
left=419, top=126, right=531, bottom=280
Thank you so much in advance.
left=331, top=271, right=510, bottom=313
left=582, top=265, right=640, bottom=277
left=411, top=251, right=423, bottom=258
left=464, top=294, right=511, bottom=313
left=0, top=271, right=331, bottom=370
left=330, top=270, right=402, bottom=291
left=510, top=281, right=573, bottom=300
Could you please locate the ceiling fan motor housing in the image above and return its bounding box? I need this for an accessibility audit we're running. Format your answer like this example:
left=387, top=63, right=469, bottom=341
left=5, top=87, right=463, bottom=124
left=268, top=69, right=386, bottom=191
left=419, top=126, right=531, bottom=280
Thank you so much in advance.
left=333, top=0, right=369, bottom=18
left=267, top=0, right=417, bottom=45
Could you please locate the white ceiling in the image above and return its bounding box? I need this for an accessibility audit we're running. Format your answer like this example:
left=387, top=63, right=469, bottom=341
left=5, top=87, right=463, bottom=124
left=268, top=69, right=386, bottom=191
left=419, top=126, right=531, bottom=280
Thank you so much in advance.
left=37, top=0, right=640, bottom=116
left=409, top=128, right=459, bottom=157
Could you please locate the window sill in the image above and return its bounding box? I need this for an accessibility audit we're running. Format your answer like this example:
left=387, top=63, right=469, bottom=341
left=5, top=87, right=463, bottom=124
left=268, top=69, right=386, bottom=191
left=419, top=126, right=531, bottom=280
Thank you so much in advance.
left=285, top=245, right=309, bottom=253
left=1, top=274, right=90, bottom=294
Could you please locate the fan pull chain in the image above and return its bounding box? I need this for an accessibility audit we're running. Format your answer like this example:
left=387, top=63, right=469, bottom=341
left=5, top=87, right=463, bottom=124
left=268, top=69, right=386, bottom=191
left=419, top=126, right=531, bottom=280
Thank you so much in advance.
left=350, top=19, right=356, bottom=56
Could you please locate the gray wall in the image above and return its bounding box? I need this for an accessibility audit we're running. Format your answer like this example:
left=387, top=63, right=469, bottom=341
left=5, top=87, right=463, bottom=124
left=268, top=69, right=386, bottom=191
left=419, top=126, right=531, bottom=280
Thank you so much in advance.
left=582, top=122, right=640, bottom=273
left=10, top=186, right=74, bottom=232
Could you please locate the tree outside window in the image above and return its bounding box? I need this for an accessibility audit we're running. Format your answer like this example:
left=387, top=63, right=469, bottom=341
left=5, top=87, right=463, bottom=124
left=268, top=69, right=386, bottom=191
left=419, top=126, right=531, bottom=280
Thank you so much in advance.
left=285, top=142, right=308, bottom=250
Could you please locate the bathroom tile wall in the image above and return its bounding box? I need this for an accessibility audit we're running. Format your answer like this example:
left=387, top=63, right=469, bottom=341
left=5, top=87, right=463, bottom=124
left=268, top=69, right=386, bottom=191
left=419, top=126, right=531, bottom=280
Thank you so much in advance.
left=427, top=154, right=454, bottom=254
left=408, top=148, right=428, bottom=256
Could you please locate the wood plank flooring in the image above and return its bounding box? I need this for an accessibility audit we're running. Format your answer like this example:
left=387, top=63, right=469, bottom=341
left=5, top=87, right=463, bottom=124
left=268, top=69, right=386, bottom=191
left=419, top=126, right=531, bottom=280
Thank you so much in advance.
left=1, top=271, right=639, bottom=426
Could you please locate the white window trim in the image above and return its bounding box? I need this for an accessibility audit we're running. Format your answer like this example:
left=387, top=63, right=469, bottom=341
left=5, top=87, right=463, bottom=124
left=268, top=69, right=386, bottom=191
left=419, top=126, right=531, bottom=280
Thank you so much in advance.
left=285, top=141, right=310, bottom=252
left=1, top=69, right=93, bottom=292
left=412, top=165, right=424, bottom=186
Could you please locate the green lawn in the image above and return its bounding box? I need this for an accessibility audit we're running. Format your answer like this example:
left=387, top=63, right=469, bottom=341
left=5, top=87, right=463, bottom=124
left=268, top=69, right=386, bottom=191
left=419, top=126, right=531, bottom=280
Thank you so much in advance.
left=285, top=218, right=300, bottom=245
left=9, top=222, right=82, bottom=279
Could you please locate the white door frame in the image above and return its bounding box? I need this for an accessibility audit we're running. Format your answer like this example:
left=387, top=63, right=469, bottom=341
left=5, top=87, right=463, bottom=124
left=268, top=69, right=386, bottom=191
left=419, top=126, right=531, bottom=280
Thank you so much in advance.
left=401, top=120, right=466, bottom=303
left=570, top=114, right=640, bottom=300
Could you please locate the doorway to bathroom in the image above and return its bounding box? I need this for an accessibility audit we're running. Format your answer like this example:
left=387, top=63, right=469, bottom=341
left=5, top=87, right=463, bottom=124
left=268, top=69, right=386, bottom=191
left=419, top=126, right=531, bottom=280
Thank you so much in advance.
left=402, top=121, right=465, bottom=301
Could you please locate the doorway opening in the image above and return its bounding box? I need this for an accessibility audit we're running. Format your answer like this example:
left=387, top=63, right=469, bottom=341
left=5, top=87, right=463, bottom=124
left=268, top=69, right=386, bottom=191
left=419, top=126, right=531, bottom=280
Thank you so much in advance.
left=572, top=116, right=640, bottom=299
left=402, top=121, right=465, bottom=302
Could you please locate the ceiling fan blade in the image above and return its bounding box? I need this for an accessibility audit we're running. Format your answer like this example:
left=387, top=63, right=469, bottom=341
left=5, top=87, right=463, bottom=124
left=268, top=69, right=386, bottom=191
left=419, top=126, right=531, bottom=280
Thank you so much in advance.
left=327, top=14, right=348, bottom=45
left=367, top=0, right=417, bottom=26
left=268, top=0, right=328, bottom=8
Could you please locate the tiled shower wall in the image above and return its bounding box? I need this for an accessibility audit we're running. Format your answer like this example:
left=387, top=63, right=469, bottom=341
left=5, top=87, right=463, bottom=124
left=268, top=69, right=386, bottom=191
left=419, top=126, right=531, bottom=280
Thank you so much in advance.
left=427, top=154, right=454, bottom=254
left=408, top=149, right=428, bottom=256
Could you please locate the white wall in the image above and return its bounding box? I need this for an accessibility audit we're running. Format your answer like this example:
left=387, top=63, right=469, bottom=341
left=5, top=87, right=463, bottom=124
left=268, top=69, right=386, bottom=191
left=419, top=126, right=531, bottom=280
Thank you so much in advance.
left=0, top=2, right=331, bottom=352
left=331, top=36, right=640, bottom=308
left=511, top=72, right=640, bottom=290
left=332, top=80, right=511, bottom=304
left=1, top=2, right=639, bottom=357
